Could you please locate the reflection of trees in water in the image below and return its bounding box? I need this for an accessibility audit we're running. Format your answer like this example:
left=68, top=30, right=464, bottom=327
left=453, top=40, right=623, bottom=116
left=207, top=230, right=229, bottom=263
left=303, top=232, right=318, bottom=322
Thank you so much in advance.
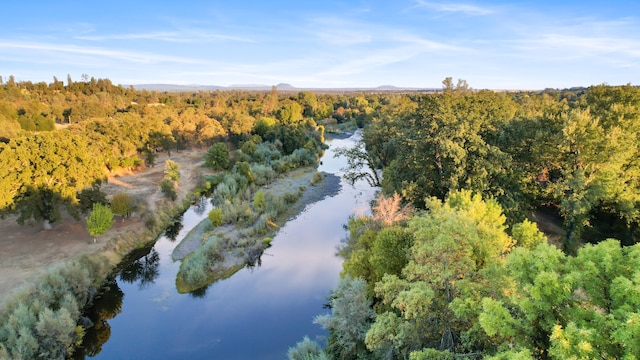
left=119, top=249, right=160, bottom=289
left=189, top=284, right=210, bottom=298
left=73, top=280, right=124, bottom=359
left=193, top=198, right=208, bottom=216
left=164, top=215, right=184, bottom=241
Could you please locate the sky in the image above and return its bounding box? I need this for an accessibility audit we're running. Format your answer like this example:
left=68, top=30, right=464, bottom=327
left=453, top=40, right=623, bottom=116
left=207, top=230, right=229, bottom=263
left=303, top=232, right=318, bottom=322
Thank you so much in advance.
left=1, top=0, right=638, bottom=89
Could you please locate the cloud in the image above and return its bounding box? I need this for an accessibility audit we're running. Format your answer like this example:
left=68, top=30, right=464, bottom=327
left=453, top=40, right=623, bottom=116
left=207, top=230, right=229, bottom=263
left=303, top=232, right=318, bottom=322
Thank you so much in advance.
left=0, top=41, right=202, bottom=64
left=413, top=0, right=494, bottom=15
left=75, top=30, right=253, bottom=43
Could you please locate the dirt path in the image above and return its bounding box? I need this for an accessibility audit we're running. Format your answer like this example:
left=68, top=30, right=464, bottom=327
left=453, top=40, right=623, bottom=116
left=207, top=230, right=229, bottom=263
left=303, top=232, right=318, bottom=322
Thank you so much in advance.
left=0, top=148, right=206, bottom=304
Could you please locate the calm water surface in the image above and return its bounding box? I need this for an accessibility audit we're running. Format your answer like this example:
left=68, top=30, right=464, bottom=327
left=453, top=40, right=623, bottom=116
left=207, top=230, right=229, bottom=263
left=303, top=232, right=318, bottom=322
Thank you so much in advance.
left=78, top=132, right=376, bottom=360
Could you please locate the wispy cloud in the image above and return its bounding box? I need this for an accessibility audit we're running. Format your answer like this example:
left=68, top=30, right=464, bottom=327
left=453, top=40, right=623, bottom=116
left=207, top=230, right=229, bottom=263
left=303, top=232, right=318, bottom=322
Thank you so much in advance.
left=75, top=30, right=253, bottom=43
left=413, top=0, right=494, bottom=15
left=0, top=41, right=202, bottom=64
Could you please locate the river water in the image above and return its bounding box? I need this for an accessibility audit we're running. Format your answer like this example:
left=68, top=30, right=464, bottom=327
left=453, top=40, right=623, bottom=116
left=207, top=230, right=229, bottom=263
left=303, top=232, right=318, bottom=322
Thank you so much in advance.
left=76, top=132, right=376, bottom=360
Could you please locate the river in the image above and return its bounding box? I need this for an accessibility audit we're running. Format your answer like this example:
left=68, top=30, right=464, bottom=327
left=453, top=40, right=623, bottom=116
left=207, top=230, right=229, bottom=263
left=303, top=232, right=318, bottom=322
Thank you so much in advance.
left=75, top=132, right=376, bottom=360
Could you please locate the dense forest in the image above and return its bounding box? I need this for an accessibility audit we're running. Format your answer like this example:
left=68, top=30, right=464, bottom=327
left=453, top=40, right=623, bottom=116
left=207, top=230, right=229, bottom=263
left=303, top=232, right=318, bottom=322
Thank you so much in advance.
left=288, top=81, right=640, bottom=359
left=0, top=75, right=639, bottom=359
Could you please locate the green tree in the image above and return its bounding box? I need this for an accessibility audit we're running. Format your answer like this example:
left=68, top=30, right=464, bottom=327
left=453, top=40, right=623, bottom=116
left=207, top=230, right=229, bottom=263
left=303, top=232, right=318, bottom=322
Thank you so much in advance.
left=86, top=203, right=114, bottom=241
left=366, top=191, right=514, bottom=357
left=288, top=336, right=328, bottom=360
left=0, top=132, right=106, bottom=228
left=234, top=161, right=254, bottom=183
left=164, top=159, right=180, bottom=182
left=159, top=178, right=177, bottom=201
left=478, top=239, right=640, bottom=359
left=205, top=142, right=230, bottom=170
left=110, top=192, right=135, bottom=218
left=334, top=141, right=381, bottom=187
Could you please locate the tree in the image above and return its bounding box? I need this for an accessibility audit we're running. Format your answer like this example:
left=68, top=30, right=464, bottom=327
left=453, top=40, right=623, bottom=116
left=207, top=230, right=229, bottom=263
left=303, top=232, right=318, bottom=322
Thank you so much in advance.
left=314, top=276, right=375, bottom=360
left=334, top=141, right=381, bottom=187
left=164, top=160, right=180, bottom=182
left=0, top=132, right=106, bottom=228
left=159, top=178, right=177, bottom=201
left=205, top=142, right=230, bottom=170
left=86, top=203, right=114, bottom=241
left=366, top=191, right=514, bottom=356
left=288, top=336, right=328, bottom=360
left=110, top=192, right=134, bottom=218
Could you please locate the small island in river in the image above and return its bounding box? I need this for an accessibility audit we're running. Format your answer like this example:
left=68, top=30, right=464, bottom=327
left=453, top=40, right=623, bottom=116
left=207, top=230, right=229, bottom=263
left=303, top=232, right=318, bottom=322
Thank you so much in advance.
left=172, top=167, right=342, bottom=293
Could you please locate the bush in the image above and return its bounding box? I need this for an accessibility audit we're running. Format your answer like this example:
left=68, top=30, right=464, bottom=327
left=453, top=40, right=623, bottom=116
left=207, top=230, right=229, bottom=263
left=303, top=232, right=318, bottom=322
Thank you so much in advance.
left=311, top=172, right=324, bottom=186
left=252, top=142, right=281, bottom=164
left=251, top=164, right=276, bottom=185
left=288, top=336, right=328, bottom=360
left=179, top=237, right=222, bottom=286
left=110, top=192, right=135, bottom=217
left=0, top=260, right=99, bottom=359
left=283, top=191, right=300, bottom=205
left=234, top=161, right=254, bottom=183
left=77, top=184, right=108, bottom=214
left=253, top=190, right=266, bottom=211
left=208, top=208, right=223, bottom=227
left=241, top=140, right=257, bottom=156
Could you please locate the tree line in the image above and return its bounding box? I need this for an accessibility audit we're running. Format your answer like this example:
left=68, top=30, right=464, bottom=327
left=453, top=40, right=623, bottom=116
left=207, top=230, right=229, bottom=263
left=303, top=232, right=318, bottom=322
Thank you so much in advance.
left=0, top=76, right=377, bottom=231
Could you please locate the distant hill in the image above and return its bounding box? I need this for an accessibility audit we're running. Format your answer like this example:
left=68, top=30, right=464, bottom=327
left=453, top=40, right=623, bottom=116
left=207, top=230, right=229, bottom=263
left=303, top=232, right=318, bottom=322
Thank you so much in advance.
left=133, top=83, right=437, bottom=92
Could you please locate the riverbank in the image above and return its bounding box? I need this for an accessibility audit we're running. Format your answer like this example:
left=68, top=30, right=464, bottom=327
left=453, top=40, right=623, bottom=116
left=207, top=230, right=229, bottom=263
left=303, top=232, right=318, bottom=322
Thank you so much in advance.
left=0, top=148, right=207, bottom=306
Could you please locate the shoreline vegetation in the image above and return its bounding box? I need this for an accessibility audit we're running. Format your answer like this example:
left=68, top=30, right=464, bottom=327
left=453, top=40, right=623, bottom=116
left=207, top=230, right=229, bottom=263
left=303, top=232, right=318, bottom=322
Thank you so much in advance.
left=173, top=167, right=342, bottom=293
left=4, top=76, right=640, bottom=359
left=0, top=74, right=366, bottom=358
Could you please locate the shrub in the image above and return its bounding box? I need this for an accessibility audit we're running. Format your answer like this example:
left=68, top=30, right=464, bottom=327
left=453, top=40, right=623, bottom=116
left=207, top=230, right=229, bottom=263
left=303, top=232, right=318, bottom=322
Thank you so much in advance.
left=252, top=142, right=281, bottom=164
left=283, top=191, right=300, bottom=205
left=311, top=172, right=324, bottom=186
left=264, top=192, right=287, bottom=215
left=288, top=336, right=328, bottom=360
left=253, top=190, right=266, bottom=212
left=110, top=192, right=135, bottom=217
left=180, top=237, right=222, bottom=286
left=251, top=164, right=277, bottom=185
left=234, top=161, right=254, bottom=183
left=208, top=208, right=223, bottom=227
left=77, top=184, right=108, bottom=214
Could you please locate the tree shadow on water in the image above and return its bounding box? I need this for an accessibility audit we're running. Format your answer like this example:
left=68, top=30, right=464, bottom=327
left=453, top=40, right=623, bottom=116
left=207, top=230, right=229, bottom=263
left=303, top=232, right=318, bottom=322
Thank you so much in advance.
left=119, top=249, right=161, bottom=289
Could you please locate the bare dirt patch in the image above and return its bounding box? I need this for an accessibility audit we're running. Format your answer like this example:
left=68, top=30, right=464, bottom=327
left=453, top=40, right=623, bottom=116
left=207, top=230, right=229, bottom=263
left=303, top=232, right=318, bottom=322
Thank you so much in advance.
left=0, top=148, right=207, bottom=304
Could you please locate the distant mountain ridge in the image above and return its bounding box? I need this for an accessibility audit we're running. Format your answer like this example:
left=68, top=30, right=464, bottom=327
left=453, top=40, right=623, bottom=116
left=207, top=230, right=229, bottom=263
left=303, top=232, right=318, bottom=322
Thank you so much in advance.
left=133, top=83, right=434, bottom=92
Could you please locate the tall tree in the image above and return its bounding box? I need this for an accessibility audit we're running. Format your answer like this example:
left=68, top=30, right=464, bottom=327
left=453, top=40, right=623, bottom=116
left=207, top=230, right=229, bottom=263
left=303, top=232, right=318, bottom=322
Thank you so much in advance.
left=86, top=203, right=114, bottom=241
left=0, top=131, right=106, bottom=228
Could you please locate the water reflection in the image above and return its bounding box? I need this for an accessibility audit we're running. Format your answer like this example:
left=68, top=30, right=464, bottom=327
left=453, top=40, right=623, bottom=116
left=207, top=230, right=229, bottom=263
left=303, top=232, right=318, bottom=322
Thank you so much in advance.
left=119, top=249, right=161, bottom=289
left=73, top=281, right=123, bottom=359
left=164, top=215, right=184, bottom=241
left=81, top=132, right=376, bottom=360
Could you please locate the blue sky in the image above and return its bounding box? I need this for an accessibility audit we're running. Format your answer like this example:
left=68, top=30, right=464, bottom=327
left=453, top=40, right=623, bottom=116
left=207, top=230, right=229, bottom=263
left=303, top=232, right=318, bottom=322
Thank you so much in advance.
left=1, top=0, right=638, bottom=89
